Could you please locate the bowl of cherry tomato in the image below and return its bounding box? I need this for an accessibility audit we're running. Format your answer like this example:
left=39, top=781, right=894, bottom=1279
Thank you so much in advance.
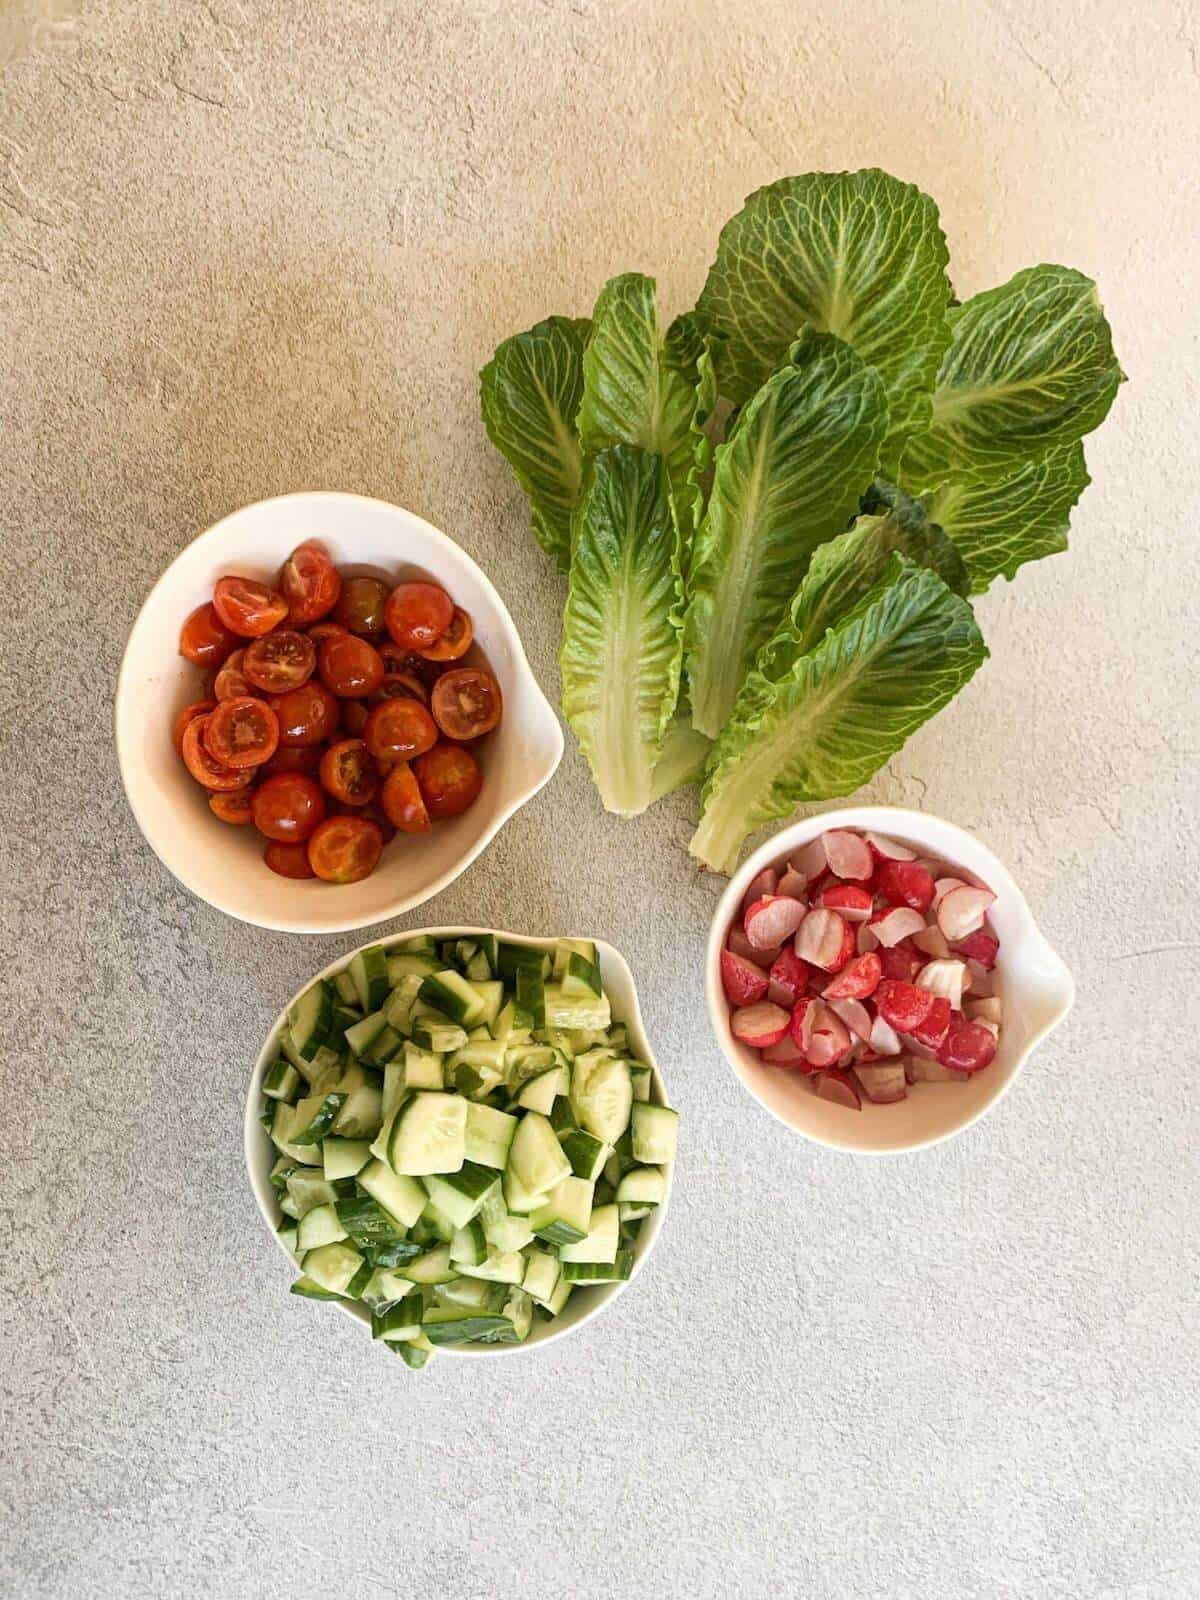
left=116, top=492, right=563, bottom=933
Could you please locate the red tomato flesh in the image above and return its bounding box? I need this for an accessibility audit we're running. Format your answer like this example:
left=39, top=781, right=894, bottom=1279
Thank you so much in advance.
left=252, top=772, right=326, bottom=843
left=307, top=816, right=383, bottom=883
left=430, top=667, right=502, bottom=741
left=385, top=581, right=454, bottom=651
left=212, top=576, right=289, bottom=638
left=204, top=696, right=280, bottom=768
left=243, top=630, right=316, bottom=694
left=413, top=742, right=482, bottom=819
left=180, top=602, right=239, bottom=668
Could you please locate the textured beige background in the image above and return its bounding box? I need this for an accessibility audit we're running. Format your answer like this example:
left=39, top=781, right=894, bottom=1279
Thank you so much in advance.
left=2, top=2, right=1198, bottom=1597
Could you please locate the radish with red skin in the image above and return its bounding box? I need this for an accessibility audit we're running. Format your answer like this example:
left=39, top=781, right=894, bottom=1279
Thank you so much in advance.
left=814, top=1068, right=861, bottom=1110
left=937, top=1017, right=998, bottom=1073
left=869, top=1012, right=902, bottom=1055
left=826, top=995, right=872, bottom=1043
left=932, top=876, right=967, bottom=909
left=741, top=866, right=778, bottom=919
left=822, top=951, right=882, bottom=1001
left=788, top=996, right=815, bottom=1052
left=744, top=894, right=808, bottom=949
left=875, top=859, right=936, bottom=912
left=815, top=883, right=874, bottom=921
left=855, top=1062, right=907, bottom=1103
left=874, top=978, right=934, bottom=1033
left=822, top=829, right=873, bottom=880
left=877, top=940, right=920, bottom=981
left=777, top=866, right=807, bottom=899
left=727, top=923, right=782, bottom=967
left=720, top=950, right=769, bottom=1007
left=864, top=831, right=916, bottom=864
left=793, top=836, right=828, bottom=883
left=760, top=1034, right=812, bottom=1069
left=910, top=994, right=952, bottom=1049
left=916, top=958, right=969, bottom=1009
left=868, top=906, right=927, bottom=947
left=768, top=946, right=812, bottom=1006
left=937, top=885, right=997, bottom=941
left=795, top=908, right=854, bottom=971
left=956, top=929, right=999, bottom=968
left=730, top=1001, right=791, bottom=1048
left=802, top=1002, right=852, bottom=1067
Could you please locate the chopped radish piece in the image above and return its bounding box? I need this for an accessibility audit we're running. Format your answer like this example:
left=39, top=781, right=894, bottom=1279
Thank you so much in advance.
left=937, top=885, right=997, bottom=942
left=910, top=994, right=952, bottom=1049
left=915, top=958, right=968, bottom=1009
left=874, top=978, right=934, bottom=1033
left=760, top=1034, right=813, bottom=1070
left=793, top=836, right=828, bottom=884
left=875, top=859, right=935, bottom=912
left=869, top=1013, right=902, bottom=1055
left=789, top=995, right=815, bottom=1051
left=815, top=883, right=874, bottom=921
left=730, top=1001, right=791, bottom=1048
left=868, top=906, right=927, bottom=947
left=777, top=866, right=807, bottom=899
left=898, top=1030, right=938, bottom=1060
left=740, top=866, right=778, bottom=918
left=814, top=1068, right=861, bottom=1109
left=877, top=940, right=920, bottom=981
left=727, top=923, right=781, bottom=967
left=744, top=894, right=808, bottom=950
left=856, top=921, right=879, bottom=955
left=937, top=1017, right=998, bottom=1073
left=955, top=929, right=999, bottom=969
left=912, top=924, right=951, bottom=959
left=826, top=996, right=872, bottom=1042
left=964, top=996, right=1003, bottom=1025
left=768, top=946, right=812, bottom=1007
left=822, top=829, right=873, bottom=881
left=795, top=908, right=854, bottom=971
left=804, top=1003, right=852, bottom=1067
left=906, top=1058, right=969, bottom=1083
left=720, top=950, right=769, bottom=1007
left=864, top=830, right=917, bottom=863
left=822, top=951, right=882, bottom=1001
left=855, top=1062, right=907, bottom=1103
left=965, top=959, right=995, bottom=997
left=932, top=876, right=967, bottom=909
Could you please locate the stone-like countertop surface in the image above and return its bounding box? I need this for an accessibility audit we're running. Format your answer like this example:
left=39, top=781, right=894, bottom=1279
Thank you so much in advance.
left=1, top=2, right=1196, bottom=1596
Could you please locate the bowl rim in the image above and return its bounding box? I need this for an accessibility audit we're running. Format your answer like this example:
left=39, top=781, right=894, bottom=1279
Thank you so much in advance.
left=115, top=490, right=564, bottom=935
left=244, top=924, right=674, bottom=1357
left=706, top=805, right=1074, bottom=1156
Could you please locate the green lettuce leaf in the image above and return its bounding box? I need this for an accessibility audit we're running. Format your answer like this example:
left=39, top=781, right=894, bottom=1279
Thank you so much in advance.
left=901, top=266, right=1121, bottom=489
left=480, top=315, right=591, bottom=570
left=560, top=445, right=684, bottom=815
left=683, top=328, right=887, bottom=738
left=648, top=713, right=713, bottom=803
left=923, top=440, right=1090, bottom=592
left=690, top=559, right=987, bottom=872
left=694, top=169, right=952, bottom=471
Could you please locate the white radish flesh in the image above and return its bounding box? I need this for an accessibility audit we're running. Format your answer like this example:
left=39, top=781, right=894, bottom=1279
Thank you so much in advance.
left=869, top=1013, right=902, bottom=1055
left=777, top=867, right=807, bottom=899
left=827, top=996, right=872, bottom=1043
left=855, top=1062, right=907, bottom=1103
left=965, top=959, right=995, bottom=997
left=814, top=1069, right=861, bottom=1110
left=905, top=1058, right=969, bottom=1083
left=741, top=866, right=778, bottom=919
left=803, top=1002, right=851, bottom=1067
left=730, top=1001, right=790, bottom=1048
left=793, top=836, right=828, bottom=884
left=744, top=894, right=808, bottom=950
left=795, top=908, right=852, bottom=970
left=856, top=921, right=879, bottom=955
left=911, top=924, right=951, bottom=959
left=916, top=958, right=968, bottom=1009
left=932, top=876, right=967, bottom=910
left=965, top=996, right=1003, bottom=1024
left=728, top=924, right=781, bottom=967
left=864, top=830, right=916, bottom=862
left=761, top=1034, right=810, bottom=1067
left=898, top=1031, right=939, bottom=1061
left=937, top=885, right=997, bottom=941
left=869, top=906, right=926, bottom=947
left=822, top=829, right=873, bottom=881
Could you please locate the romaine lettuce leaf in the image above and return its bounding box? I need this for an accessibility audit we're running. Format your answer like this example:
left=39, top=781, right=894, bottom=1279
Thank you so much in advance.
left=923, top=440, right=1090, bottom=592
left=560, top=445, right=684, bottom=815
left=690, top=559, right=987, bottom=872
left=480, top=315, right=591, bottom=570
left=649, top=713, right=712, bottom=803
left=683, top=328, right=887, bottom=738
left=694, top=170, right=952, bottom=471
left=901, top=266, right=1121, bottom=490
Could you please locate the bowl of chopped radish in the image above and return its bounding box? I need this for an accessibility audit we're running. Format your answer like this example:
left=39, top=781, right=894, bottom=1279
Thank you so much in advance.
left=705, top=808, right=1073, bottom=1154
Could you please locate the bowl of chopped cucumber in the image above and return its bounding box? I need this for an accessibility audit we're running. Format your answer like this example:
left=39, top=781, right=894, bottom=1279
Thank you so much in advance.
left=245, top=928, right=678, bottom=1364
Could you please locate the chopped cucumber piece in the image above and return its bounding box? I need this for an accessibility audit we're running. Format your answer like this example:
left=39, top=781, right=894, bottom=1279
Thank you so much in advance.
left=356, top=1159, right=426, bottom=1228
left=501, top=1286, right=534, bottom=1342
left=285, top=1170, right=340, bottom=1217
left=543, top=984, right=611, bottom=1031
left=288, top=981, right=336, bottom=1061
left=515, top=964, right=545, bottom=1029
left=333, top=970, right=360, bottom=1007
left=402, top=1044, right=445, bottom=1091
left=529, top=1176, right=595, bottom=1246
left=348, top=946, right=390, bottom=1013
left=544, top=1277, right=574, bottom=1316
left=323, top=1137, right=372, bottom=1181
left=559, top=1202, right=619, bottom=1264
left=561, top=952, right=603, bottom=999
left=502, top=1163, right=546, bottom=1216
left=549, top=1096, right=576, bottom=1135
left=290, top=1274, right=342, bottom=1300
left=491, top=998, right=533, bottom=1045
left=629, top=1062, right=653, bottom=1103
left=411, top=1017, right=469, bottom=1054
left=262, top=1058, right=301, bottom=1101
left=301, top=1239, right=365, bottom=1296
left=464, top=1102, right=518, bottom=1169
left=289, top=1092, right=347, bottom=1146
left=631, top=1103, right=679, bottom=1165
left=569, top=1052, right=632, bottom=1144
left=521, top=1247, right=562, bottom=1306
left=516, top=1064, right=569, bottom=1116
left=420, top=970, right=486, bottom=1027
left=561, top=1249, right=633, bottom=1283
left=297, top=1203, right=347, bottom=1252
left=335, top=1195, right=418, bottom=1256
left=509, top=1112, right=572, bottom=1197
left=343, top=1009, right=387, bottom=1058
left=421, top=1161, right=501, bottom=1228
left=559, top=1127, right=610, bottom=1182
left=271, top=1102, right=323, bottom=1165
left=457, top=1249, right=525, bottom=1286
left=387, top=1092, right=467, bottom=1176
left=386, top=951, right=441, bottom=985
left=435, top=1275, right=504, bottom=1311
left=371, top=1295, right=423, bottom=1341
left=450, top=1218, right=488, bottom=1267
left=615, top=1165, right=667, bottom=1205
left=358, top=1023, right=403, bottom=1069
left=421, top=1307, right=513, bottom=1345
left=400, top=1244, right=456, bottom=1284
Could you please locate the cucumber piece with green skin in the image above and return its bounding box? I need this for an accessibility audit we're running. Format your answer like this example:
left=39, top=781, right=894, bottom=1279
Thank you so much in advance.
left=335, top=1195, right=416, bottom=1254
left=297, top=1203, right=347, bottom=1252
left=631, top=1103, right=679, bottom=1165
left=331, top=1004, right=363, bottom=1041
left=288, top=980, right=337, bottom=1062
left=516, top=1064, right=569, bottom=1116
left=272, top=1105, right=325, bottom=1164
left=301, top=1239, right=365, bottom=1295
left=358, top=1024, right=404, bottom=1070
left=507, top=1043, right=559, bottom=1079
left=290, top=1275, right=342, bottom=1301
left=289, top=1092, right=347, bottom=1145
left=450, top=1218, right=488, bottom=1267
left=490, top=999, right=533, bottom=1045
left=333, top=970, right=360, bottom=1007
left=464, top=949, right=491, bottom=982
left=619, top=1202, right=653, bottom=1221
left=262, top=1058, right=302, bottom=1101
left=559, top=1128, right=610, bottom=1182
left=449, top=1037, right=508, bottom=1076
left=544, top=1277, right=573, bottom=1316
left=629, top=1064, right=653, bottom=1103
left=466, top=979, right=504, bottom=1029
left=348, top=946, right=390, bottom=1013
left=615, top=1165, right=667, bottom=1205
left=356, top=1158, right=426, bottom=1228
left=549, top=1096, right=576, bottom=1136
left=559, top=1202, right=619, bottom=1264
left=285, top=1170, right=341, bottom=1217
left=278, top=1193, right=301, bottom=1220
left=394, top=1338, right=432, bottom=1368
left=371, top=1295, right=423, bottom=1341
left=359, top=1266, right=408, bottom=1311
left=529, top=1176, right=594, bottom=1245
left=421, top=1307, right=514, bottom=1345
left=516, top=964, right=546, bottom=1029
left=497, top=942, right=551, bottom=984
left=560, top=952, right=603, bottom=999
left=343, top=1009, right=387, bottom=1058
left=421, top=1161, right=501, bottom=1228
left=270, top=1155, right=301, bottom=1189
left=501, top=1285, right=534, bottom=1342
left=521, top=1247, right=562, bottom=1306
left=502, top=1164, right=547, bottom=1215
left=400, top=1244, right=456, bottom=1285
left=401, top=1044, right=444, bottom=1091
left=509, top=1112, right=572, bottom=1197
left=456, top=1249, right=525, bottom=1286
left=420, top=970, right=486, bottom=1028
left=543, top=984, right=611, bottom=1031
left=386, top=951, right=441, bottom=985
left=323, top=1137, right=372, bottom=1181
left=401, top=934, right=440, bottom=956
left=434, top=1275, right=505, bottom=1312
left=384, top=973, right=424, bottom=1035
left=330, top=1075, right=384, bottom=1140
left=484, top=1212, right=534, bottom=1253
left=418, top=1197, right=457, bottom=1242
left=561, top=1249, right=633, bottom=1283
left=382, top=1062, right=407, bottom=1124
left=570, top=1052, right=632, bottom=1145
left=411, top=1017, right=469, bottom=1054
left=277, top=1225, right=302, bottom=1265
left=387, top=1091, right=467, bottom=1176
left=463, top=1102, right=518, bottom=1169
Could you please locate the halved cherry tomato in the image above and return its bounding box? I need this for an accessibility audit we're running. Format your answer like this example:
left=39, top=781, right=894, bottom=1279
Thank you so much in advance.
left=339, top=699, right=369, bottom=737
left=317, top=633, right=385, bottom=698
left=418, top=606, right=473, bottom=661
left=172, top=699, right=215, bottom=754
left=363, top=697, right=438, bottom=763
left=212, top=576, right=289, bottom=638
left=430, top=667, right=502, bottom=740
left=181, top=715, right=249, bottom=791
left=280, top=541, right=341, bottom=627
left=378, top=641, right=418, bottom=673
left=269, top=680, right=339, bottom=746
left=334, top=576, right=389, bottom=636
left=306, top=620, right=349, bottom=643
left=385, top=581, right=454, bottom=651
left=243, top=630, right=316, bottom=694
left=263, top=840, right=317, bottom=879
left=353, top=800, right=397, bottom=846
left=252, top=772, right=326, bottom=842
left=214, top=647, right=251, bottom=702
left=209, top=789, right=255, bottom=825
left=204, top=696, right=280, bottom=768
left=307, top=815, right=383, bottom=883
left=263, top=744, right=323, bottom=777
left=413, top=742, right=482, bottom=818
left=381, top=761, right=432, bottom=832
left=180, top=602, right=240, bottom=668
left=319, top=739, right=378, bottom=806
left=371, top=671, right=428, bottom=705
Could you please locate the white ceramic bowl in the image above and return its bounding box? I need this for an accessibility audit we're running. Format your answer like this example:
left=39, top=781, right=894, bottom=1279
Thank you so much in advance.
left=245, top=927, right=674, bottom=1356
left=706, top=806, right=1073, bottom=1155
left=116, top=492, right=563, bottom=934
